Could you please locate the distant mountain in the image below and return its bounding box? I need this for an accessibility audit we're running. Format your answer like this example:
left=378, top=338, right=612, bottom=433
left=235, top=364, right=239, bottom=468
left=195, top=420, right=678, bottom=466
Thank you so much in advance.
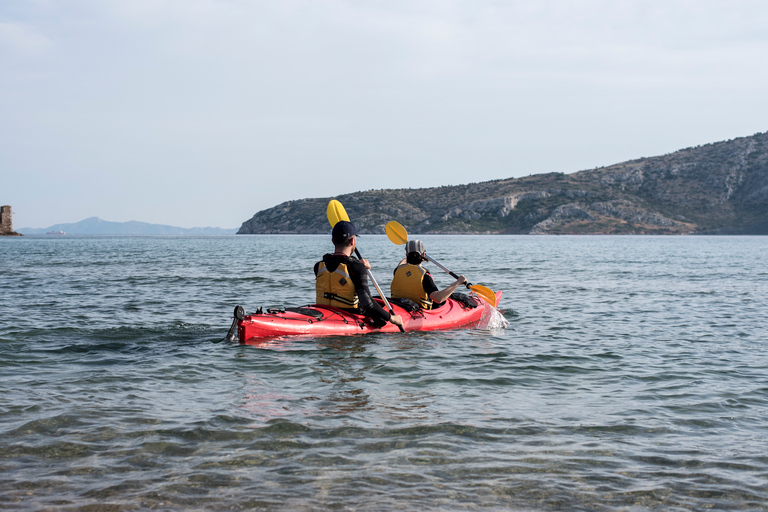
left=238, top=131, right=768, bottom=235
left=18, top=217, right=238, bottom=235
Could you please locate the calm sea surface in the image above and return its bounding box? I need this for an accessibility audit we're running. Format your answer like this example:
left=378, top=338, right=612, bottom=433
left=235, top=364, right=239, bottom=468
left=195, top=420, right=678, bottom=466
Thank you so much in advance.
left=1, top=235, right=767, bottom=511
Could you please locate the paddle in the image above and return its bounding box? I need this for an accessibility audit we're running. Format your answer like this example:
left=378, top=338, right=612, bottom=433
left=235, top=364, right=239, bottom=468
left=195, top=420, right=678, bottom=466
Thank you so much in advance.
left=385, top=220, right=498, bottom=307
left=326, top=200, right=405, bottom=332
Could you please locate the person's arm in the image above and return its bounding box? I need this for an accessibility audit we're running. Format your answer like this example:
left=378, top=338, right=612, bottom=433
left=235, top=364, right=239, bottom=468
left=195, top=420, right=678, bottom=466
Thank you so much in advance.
left=352, top=260, right=403, bottom=327
left=429, top=275, right=468, bottom=304
left=352, top=260, right=390, bottom=319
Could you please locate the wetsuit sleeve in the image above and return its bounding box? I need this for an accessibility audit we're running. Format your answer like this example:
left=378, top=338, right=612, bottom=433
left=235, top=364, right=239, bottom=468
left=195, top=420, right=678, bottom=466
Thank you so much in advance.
left=423, top=272, right=439, bottom=296
left=349, top=260, right=391, bottom=324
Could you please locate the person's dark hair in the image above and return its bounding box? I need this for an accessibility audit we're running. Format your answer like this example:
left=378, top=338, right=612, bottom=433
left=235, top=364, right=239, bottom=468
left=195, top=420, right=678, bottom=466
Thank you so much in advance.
left=334, top=237, right=355, bottom=249
left=406, top=252, right=424, bottom=264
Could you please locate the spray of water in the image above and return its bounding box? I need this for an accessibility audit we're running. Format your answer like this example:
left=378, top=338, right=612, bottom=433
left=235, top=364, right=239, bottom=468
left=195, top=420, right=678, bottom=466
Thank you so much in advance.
left=478, top=307, right=509, bottom=330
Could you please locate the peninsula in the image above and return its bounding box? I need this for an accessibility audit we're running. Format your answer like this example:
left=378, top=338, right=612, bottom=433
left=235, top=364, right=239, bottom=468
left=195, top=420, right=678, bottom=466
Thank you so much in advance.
left=238, top=131, right=768, bottom=235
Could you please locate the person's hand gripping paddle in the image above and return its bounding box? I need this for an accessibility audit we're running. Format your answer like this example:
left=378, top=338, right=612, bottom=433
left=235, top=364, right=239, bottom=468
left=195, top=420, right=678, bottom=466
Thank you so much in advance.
left=327, top=200, right=405, bottom=332
left=385, top=220, right=497, bottom=308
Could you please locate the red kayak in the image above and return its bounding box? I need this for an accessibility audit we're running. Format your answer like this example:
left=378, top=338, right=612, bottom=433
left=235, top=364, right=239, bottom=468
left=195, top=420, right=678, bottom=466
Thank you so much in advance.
left=233, top=291, right=502, bottom=342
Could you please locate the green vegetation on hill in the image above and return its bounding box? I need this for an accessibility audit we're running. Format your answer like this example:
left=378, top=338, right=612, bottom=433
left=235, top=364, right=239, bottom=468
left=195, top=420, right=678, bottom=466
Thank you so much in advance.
left=238, top=132, right=768, bottom=235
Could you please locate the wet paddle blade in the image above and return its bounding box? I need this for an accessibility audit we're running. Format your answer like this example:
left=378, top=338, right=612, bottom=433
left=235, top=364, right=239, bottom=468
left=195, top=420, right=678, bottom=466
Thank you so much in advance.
left=385, top=221, right=408, bottom=245
left=471, top=284, right=497, bottom=308
left=327, top=199, right=350, bottom=227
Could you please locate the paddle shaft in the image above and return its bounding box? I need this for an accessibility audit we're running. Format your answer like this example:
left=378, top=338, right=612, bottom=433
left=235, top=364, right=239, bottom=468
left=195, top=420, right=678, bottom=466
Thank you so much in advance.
left=354, top=248, right=404, bottom=332
left=424, top=254, right=472, bottom=289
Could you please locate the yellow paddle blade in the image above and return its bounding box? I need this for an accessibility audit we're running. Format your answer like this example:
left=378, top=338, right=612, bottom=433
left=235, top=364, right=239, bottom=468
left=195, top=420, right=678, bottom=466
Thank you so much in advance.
left=385, top=221, right=408, bottom=245
left=326, top=199, right=350, bottom=227
left=470, top=284, right=497, bottom=308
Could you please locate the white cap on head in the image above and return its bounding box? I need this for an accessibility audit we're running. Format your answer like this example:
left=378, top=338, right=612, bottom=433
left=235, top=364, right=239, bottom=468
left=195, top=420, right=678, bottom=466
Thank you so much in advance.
left=405, top=239, right=425, bottom=256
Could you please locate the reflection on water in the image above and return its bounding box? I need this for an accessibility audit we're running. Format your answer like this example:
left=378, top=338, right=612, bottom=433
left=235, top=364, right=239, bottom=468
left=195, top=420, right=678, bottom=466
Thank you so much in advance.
left=314, top=339, right=374, bottom=416
left=235, top=337, right=444, bottom=428
left=239, top=373, right=299, bottom=425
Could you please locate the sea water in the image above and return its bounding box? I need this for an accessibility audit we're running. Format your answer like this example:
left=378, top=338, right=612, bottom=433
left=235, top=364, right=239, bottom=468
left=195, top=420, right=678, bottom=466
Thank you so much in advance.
left=1, top=234, right=767, bottom=511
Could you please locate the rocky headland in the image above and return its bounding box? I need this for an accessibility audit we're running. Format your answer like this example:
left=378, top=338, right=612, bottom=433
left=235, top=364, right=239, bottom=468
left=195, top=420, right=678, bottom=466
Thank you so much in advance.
left=238, top=131, right=768, bottom=235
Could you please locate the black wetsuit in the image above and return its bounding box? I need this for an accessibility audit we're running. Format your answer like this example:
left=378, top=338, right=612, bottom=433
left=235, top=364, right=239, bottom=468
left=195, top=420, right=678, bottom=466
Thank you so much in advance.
left=421, top=271, right=440, bottom=299
left=314, top=254, right=391, bottom=327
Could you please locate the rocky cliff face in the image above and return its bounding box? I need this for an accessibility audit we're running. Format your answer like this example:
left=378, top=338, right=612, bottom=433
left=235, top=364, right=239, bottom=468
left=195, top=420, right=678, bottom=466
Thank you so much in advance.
left=238, top=131, right=768, bottom=235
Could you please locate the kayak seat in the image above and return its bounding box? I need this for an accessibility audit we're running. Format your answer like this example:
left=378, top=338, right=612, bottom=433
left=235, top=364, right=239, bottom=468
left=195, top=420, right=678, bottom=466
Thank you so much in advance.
left=389, top=297, right=421, bottom=312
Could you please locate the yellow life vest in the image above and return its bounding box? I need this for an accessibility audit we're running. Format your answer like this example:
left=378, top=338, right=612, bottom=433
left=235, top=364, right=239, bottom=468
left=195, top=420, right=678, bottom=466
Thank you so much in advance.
left=315, top=261, right=360, bottom=309
left=390, top=263, right=434, bottom=309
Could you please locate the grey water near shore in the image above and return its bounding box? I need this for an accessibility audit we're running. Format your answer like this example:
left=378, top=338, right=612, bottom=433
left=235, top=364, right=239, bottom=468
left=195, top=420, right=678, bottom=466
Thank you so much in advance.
left=1, top=234, right=767, bottom=511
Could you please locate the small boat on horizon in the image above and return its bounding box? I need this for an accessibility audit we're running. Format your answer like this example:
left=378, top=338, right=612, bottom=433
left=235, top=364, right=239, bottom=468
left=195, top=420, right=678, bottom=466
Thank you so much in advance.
left=46, top=230, right=66, bottom=235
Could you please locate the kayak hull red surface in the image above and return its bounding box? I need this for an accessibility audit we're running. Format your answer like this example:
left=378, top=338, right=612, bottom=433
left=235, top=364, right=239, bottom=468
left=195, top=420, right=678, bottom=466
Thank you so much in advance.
left=237, top=292, right=502, bottom=342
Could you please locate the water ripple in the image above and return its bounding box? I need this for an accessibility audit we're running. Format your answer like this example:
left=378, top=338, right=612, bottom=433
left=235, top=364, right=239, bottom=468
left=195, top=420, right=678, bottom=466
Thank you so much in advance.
left=2, top=235, right=768, bottom=510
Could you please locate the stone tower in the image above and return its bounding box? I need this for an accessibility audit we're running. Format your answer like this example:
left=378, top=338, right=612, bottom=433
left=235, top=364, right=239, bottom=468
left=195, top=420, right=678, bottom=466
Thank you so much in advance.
left=0, top=205, right=22, bottom=236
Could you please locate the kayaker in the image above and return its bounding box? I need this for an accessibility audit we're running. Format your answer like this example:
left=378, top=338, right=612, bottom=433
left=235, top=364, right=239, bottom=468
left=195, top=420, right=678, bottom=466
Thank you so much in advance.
left=390, top=240, right=467, bottom=309
left=314, top=220, right=404, bottom=329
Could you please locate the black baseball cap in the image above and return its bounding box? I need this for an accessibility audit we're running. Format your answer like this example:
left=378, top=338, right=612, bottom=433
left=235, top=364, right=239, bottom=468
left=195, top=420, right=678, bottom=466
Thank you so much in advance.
left=332, top=221, right=357, bottom=243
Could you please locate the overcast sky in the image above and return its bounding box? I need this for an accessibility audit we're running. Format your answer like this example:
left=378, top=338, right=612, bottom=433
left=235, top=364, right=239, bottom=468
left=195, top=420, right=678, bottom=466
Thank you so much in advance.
left=2, top=0, right=767, bottom=229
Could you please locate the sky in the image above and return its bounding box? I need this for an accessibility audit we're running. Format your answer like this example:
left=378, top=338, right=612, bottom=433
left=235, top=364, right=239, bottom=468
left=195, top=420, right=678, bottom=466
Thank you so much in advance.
left=2, top=0, right=768, bottom=229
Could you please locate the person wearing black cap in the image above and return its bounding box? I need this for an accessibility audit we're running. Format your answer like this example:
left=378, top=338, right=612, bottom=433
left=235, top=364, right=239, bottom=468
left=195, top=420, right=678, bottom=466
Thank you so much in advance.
left=390, top=239, right=467, bottom=309
left=314, top=221, right=403, bottom=329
